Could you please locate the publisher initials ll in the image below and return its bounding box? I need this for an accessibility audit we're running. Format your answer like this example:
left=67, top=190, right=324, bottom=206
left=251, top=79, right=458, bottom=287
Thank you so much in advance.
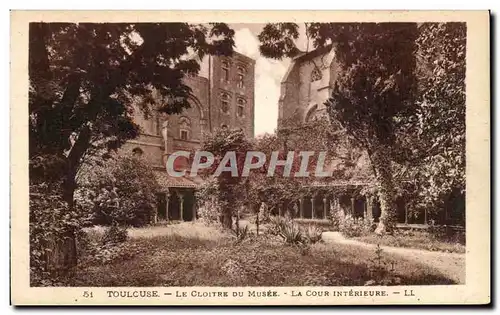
left=404, top=290, right=415, bottom=297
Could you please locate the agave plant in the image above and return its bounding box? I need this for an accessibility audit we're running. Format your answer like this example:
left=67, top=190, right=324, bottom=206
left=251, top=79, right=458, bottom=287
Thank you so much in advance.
left=304, top=225, right=323, bottom=244
left=279, top=221, right=303, bottom=244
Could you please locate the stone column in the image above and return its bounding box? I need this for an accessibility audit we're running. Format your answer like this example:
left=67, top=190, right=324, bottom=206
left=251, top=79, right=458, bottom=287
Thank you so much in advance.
left=334, top=197, right=340, bottom=215
left=366, top=196, right=373, bottom=220
left=161, top=120, right=169, bottom=153
left=404, top=202, right=408, bottom=224
left=179, top=193, right=184, bottom=222
left=350, top=197, right=355, bottom=216
left=323, top=198, right=328, bottom=220
left=424, top=208, right=428, bottom=225
left=310, top=197, right=315, bottom=219
left=200, top=119, right=207, bottom=136
left=192, top=194, right=197, bottom=222
left=299, top=198, right=304, bottom=219
left=165, top=190, right=170, bottom=222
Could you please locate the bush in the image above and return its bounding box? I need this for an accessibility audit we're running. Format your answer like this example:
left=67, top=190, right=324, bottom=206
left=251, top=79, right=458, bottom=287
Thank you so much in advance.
left=268, top=216, right=323, bottom=245
left=30, top=182, right=81, bottom=286
left=103, top=224, right=128, bottom=244
left=338, top=213, right=374, bottom=238
left=280, top=220, right=303, bottom=244
left=75, top=154, right=160, bottom=227
left=304, top=225, right=323, bottom=244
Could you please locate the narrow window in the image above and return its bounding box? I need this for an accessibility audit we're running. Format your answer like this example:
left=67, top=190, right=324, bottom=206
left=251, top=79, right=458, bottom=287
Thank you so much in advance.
left=237, top=98, right=245, bottom=117
left=180, top=130, right=188, bottom=140
left=237, top=66, right=245, bottom=88
left=222, top=61, right=230, bottom=82
left=221, top=93, right=230, bottom=114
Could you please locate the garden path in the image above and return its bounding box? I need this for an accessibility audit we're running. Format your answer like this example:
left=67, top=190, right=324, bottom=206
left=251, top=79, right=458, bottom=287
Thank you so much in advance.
left=322, top=232, right=465, bottom=284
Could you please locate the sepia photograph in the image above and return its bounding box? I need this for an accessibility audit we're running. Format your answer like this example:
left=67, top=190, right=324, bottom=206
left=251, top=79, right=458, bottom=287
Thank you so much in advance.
left=10, top=10, right=490, bottom=305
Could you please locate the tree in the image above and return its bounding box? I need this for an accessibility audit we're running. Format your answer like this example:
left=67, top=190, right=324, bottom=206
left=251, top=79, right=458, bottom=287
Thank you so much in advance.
left=259, top=23, right=419, bottom=234
left=198, top=127, right=252, bottom=230
left=29, top=22, right=235, bottom=269
left=395, top=23, right=466, bottom=223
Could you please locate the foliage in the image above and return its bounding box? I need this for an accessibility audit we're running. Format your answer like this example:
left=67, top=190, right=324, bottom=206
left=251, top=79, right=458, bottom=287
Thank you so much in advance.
left=64, top=224, right=457, bottom=286
left=337, top=213, right=374, bottom=238
left=231, top=224, right=251, bottom=244
left=103, top=224, right=129, bottom=244
left=251, top=116, right=362, bottom=212
left=364, top=244, right=402, bottom=286
left=258, top=22, right=465, bottom=232
left=30, top=182, right=80, bottom=286
left=29, top=22, right=235, bottom=271
left=396, top=23, right=466, bottom=216
left=198, top=128, right=253, bottom=229
left=76, top=226, right=139, bottom=267
left=268, top=216, right=323, bottom=245
left=75, top=153, right=160, bottom=227
left=303, top=225, right=323, bottom=244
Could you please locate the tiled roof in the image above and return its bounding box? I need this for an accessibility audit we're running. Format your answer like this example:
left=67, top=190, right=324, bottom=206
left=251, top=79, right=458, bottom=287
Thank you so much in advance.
left=154, top=171, right=204, bottom=189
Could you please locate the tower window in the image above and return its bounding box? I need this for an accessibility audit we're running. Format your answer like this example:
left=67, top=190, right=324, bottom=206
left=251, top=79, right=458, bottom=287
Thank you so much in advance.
left=179, top=116, right=191, bottom=141
left=222, top=61, right=230, bottom=82
left=220, top=93, right=230, bottom=114
left=180, top=130, right=188, bottom=140
left=237, top=98, right=246, bottom=117
left=237, top=66, right=246, bottom=88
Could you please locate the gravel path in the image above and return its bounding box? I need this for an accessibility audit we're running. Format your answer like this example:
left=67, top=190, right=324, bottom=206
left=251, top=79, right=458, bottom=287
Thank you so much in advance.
left=322, top=232, right=465, bottom=284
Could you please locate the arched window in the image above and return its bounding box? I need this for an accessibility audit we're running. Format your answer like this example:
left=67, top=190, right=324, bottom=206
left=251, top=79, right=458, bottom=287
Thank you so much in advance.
left=305, top=104, right=319, bottom=122
left=237, top=66, right=246, bottom=88
left=179, top=116, right=191, bottom=140
left=311, top=67, right=322, bottom=82
left=132, top=147, right=144, bottom=156
left=236, top=98, right=246, bottom=117
left=220, top=93, right=230, bottom=114
left=221, top=61, right=230, bottom=82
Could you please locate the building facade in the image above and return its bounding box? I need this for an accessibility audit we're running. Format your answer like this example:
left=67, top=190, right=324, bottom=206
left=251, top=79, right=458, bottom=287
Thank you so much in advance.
left=120, top=51, right=256, bottom=222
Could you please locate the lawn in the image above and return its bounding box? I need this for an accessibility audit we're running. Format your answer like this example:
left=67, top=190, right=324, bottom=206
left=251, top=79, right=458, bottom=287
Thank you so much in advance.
left=66, top=223, right=456, bottom=287
left=353, top=229, right=466, bottom=254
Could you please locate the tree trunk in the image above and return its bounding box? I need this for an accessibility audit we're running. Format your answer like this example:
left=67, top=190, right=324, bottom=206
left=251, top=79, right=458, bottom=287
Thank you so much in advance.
left=46, top=125, right=92, bottom=273
left=371, top=145, right=397, bottom=235
left=220, top=206, right=233, bottom=229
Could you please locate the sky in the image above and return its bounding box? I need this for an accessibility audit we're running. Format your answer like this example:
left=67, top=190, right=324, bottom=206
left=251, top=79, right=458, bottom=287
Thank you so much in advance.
left=229, top=23, right=309, bottom=136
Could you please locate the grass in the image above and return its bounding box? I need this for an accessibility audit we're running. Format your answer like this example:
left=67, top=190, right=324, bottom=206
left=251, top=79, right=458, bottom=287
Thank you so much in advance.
left=62, top=222, right=457, bottom=287
left=353, top=229, right=466, bottom=254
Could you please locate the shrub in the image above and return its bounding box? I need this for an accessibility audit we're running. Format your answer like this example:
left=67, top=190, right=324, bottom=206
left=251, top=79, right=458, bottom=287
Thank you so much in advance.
left=304, top=225, right=323, bottom=244
left=197, top=199, right=221, bottom=225
left=75, top=154, right=160, bottom=227
left=103, top=224, right=128, bottom=245
left=338, top=213, right=374, bottom=238
left=195, top=179, right=225, bottom=226
left=30, top=182, right=81, bottom=286
left=328, top=204, right=343, bottom=231
left=232, top=224, right=251, bottom=244
left=280, top=221, right=303, bottom=244
left=268, top=216, right=305, bottom=245
left=258, top=202, right=271, bottom=223
left=268, top=216, right=288, bottom=236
